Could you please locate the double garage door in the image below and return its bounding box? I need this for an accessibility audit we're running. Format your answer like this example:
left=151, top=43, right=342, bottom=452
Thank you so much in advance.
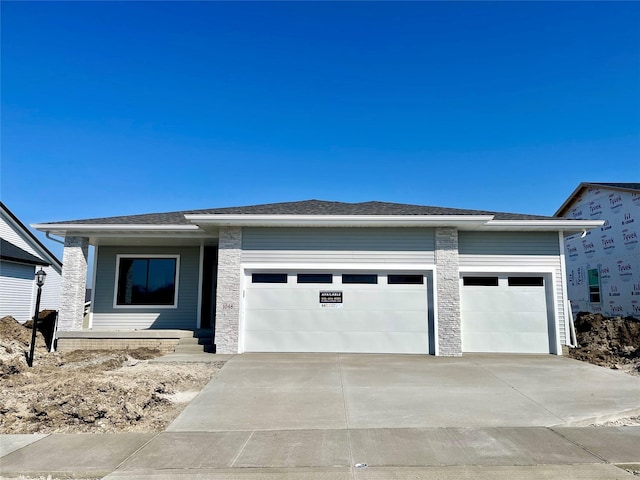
left=244, top=271, right=430, bottom=354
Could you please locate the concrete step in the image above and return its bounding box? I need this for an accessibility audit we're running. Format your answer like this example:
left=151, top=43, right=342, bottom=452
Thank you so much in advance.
left=174, top=344, right=215, bottom=354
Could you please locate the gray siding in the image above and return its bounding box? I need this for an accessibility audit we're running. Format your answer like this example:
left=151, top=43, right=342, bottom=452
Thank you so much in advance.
left=242, top=227, right=436, bottom=264
left=458, top=231, right=560, bottom=255
left=458, top=231, right=567, bottom=345
left=92, top=246, right=200, bottom=330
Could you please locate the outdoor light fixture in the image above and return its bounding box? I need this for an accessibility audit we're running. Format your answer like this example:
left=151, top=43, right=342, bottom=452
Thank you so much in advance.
left=28, top=268, right=47, bottom=367
left=35, top=268, right=47, bottom=287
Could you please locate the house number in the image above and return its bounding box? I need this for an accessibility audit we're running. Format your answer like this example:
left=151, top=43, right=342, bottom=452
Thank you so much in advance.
left=222, top=303, right=235, bottom=310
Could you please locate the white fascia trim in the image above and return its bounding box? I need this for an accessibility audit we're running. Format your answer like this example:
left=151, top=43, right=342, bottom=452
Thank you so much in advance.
left=241, top=262, right=437, bottom=272
left=186, top=214, right=495, bottom=227
left=484, top=220, right=604, bottom=230
left=33, top=223, right=201, bottom=232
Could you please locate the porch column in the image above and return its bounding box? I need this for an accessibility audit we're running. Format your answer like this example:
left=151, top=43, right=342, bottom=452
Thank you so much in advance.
left=214, top=226, right=242, bottom=353
left=58, top=236, right=89, bottom=331
left=435, top=227, right=462, bottom=356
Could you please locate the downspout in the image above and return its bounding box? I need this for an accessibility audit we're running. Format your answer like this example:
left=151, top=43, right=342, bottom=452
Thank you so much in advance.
left=567, top=302, right=578, bottom=348
left=46, top=232, right=65, bottom=244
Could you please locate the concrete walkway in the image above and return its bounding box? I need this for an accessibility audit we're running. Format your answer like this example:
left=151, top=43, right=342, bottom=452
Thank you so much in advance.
left=2, top=354, right=640, bottom=479
left=2, top=427, right=639, bottom=478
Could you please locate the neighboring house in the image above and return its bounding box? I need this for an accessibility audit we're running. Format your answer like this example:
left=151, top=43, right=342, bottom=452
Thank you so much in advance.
left=1, top=202, right=63, bottom=322
left=555, top=183, right=640, bottom=319
left=33, top=200, right=601, bottom=356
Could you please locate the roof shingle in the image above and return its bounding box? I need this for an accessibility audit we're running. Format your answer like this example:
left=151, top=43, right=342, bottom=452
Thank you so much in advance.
left=46, top=200, right=558, bottom=226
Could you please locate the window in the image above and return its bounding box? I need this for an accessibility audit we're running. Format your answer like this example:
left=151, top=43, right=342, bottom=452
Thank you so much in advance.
left=508, top=277, right=544, bottom=287
left=116, top=257, right=178, bottom=306
left=252, top=273, right=288, bottom=283
left=588, top=268, right=601, bottom=303
left=342, top=274, right=378, bottom=284
left=463, top=277, right=499, bottom=286
left=297, top=273, right=333, bottom=284
left=388, top=274, right=423, bottom=285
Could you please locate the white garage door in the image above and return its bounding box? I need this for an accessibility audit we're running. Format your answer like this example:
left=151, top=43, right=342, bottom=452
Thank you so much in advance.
left=244, top=272, right=429, bottom=354
left=461, top=275, right=552, bottom=354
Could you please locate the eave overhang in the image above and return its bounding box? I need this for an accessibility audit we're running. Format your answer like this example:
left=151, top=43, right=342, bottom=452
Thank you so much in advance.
left=185, top=214, right=604, bottom=232
left=32, top=216, right=605, bottom=239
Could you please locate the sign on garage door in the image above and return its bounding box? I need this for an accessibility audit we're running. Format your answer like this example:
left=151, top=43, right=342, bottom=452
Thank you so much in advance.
left=244, top=272, right=430, bottom=354
left=461, top=275, right=553, bottom=354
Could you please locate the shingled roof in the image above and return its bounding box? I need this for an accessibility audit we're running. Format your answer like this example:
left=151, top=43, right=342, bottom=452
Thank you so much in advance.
left=0, top=239, right=50, bottom=266
left=46, top=200, right=556, bottom=225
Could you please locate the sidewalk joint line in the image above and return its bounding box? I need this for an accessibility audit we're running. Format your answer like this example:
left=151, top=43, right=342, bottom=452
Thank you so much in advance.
left=338, top=354, right=356, bottom=480
left=230, top=430, right=255, bottom=467
left=477, top=364, right=566, bottom=424
left=111, top=432, right=161, bottom=473
left=547, top=427, right=611, bottom=463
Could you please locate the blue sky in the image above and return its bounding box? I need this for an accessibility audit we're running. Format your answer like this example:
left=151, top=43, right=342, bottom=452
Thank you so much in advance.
left=2, top=1, right=639, bottom=262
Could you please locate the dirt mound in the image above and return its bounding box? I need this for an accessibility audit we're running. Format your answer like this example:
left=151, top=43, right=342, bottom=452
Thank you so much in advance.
left=569, top=312, right=640, bottom=375
left=0, top=316, right=47, bottom=375
left=0, top=315, right=225, bottom=433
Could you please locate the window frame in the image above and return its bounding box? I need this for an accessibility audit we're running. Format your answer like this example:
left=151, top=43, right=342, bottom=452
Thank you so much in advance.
left=113, top=254, right=180, bottom=309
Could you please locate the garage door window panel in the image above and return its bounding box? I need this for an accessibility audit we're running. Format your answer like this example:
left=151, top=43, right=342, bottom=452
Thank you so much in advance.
left=252, top=273, right=288, bottom=283
left=463, top=277, right=499, bottom=286
left=388, top=274, right=424, bottom=285
left=297, top=273, right=333, bottom=284
left=508, top=277, right=544, bottom=287
left=342, top=274, right=378, bottom=284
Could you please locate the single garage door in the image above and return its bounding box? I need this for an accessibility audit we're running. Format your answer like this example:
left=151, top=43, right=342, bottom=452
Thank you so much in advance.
left=461, top=275, right=552, bottom=354
left=244, top=272, right=429, bottom=354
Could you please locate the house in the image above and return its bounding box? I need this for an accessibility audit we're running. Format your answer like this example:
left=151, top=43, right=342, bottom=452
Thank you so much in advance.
left=1, top=202, right=63, bottom=322
left=555, top=183, right=640, bottom=319
left=33, top=200, right=602, bottom=356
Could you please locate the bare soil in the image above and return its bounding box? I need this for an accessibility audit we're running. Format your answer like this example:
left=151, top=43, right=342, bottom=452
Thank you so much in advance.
left=567, top=312, right=640, bottom=427
left=0, top=316, right=225, bottom=434
left=568, top=312, right=640, bottom=376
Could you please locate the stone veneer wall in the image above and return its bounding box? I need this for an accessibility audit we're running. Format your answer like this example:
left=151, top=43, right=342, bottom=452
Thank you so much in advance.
left=435, top=227, right=462, bottom=356
left=214, top=226, right=242, bottom=353
left=58, top=236, right=89, bottom=331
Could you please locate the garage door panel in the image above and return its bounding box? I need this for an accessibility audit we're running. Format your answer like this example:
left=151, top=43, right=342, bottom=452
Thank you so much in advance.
left=245, top=309, right=428, bottom=333
left=246, top=289, right=319, bottom=310
left=244, top=330, right=429, bottom=354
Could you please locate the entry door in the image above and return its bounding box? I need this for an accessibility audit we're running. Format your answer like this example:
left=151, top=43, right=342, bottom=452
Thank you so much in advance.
left=243, top=272, right=429, bottom=354
left=461, top=275, right=552, bottom=353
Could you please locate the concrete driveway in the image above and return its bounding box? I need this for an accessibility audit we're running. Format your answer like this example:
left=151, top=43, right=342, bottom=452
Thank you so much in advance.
left=168, top=353, right=640, bottom=431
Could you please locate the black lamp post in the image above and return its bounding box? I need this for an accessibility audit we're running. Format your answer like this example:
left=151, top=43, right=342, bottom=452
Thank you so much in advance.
left=27, top=268, right=47, bottom=367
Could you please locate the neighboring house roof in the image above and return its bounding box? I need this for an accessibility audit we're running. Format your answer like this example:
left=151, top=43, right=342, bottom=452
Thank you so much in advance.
left=0, top=238, right=50, bottom=266
left=555, top=182, right=640, bottom=217
left=33, top=199, right=603, bottom=236
left=1, top=202, right=62, bottom=271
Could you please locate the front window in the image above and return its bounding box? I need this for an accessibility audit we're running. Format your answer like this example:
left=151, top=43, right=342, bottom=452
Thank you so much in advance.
left=116, top=256, right=178, bottom=306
